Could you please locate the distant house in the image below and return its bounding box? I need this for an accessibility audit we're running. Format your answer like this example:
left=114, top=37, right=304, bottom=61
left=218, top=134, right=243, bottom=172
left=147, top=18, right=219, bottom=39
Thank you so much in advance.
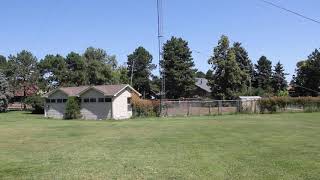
left=194, top=78, right=212, bottom=98
left=43, top=84, right=141, bottom=120
left=12, top=84, right=39, bottom=102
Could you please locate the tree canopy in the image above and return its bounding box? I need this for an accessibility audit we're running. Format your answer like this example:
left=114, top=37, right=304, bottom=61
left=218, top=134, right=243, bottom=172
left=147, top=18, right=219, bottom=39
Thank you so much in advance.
left=161, top=37, right=196, bottom=99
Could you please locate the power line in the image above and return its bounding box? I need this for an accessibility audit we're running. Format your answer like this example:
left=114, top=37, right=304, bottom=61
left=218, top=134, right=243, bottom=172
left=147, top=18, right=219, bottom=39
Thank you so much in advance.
left=259, top=0, right=320, bottom=25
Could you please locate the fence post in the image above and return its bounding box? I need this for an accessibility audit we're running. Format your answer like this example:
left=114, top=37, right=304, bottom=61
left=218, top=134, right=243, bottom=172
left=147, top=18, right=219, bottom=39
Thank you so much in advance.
left=218, top=101, right=222, bottom=115
left=209, top=103, right=211, bottom=115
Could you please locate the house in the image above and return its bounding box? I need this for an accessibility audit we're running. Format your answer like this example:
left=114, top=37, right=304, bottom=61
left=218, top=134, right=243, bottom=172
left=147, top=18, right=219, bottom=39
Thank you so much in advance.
left=194, top=78, right=212, bottom=98
left=43, top=84, right=141, bottom=120
left=8, top=84, right=39, bottom=110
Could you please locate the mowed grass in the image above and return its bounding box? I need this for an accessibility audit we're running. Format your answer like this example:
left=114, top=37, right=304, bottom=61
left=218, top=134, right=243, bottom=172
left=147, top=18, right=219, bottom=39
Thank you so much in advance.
left=0, top=112, right=320, bottom=179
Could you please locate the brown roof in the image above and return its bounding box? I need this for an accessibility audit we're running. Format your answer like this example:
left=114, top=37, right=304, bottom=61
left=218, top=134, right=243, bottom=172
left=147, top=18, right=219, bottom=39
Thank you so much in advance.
left=44, top=84, right=140, bottom=97
left=14, top=85, right=39, bottom=97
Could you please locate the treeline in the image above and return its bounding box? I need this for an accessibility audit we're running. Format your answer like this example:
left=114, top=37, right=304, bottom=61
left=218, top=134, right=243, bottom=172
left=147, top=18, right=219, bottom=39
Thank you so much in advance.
left=0, top=35, right=319, bottom=105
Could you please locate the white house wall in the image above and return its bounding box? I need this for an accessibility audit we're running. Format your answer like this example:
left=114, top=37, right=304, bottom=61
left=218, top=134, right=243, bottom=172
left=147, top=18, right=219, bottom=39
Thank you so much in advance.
left=80, top=89, right=112, bottom=120
left=112, top=89, right=132, bottom=120
left=45, top=91, right=68, bottom=119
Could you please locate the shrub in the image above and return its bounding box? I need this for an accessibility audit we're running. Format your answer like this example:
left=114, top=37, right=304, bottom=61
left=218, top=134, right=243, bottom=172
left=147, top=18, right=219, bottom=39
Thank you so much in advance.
left=65, top=97, right=81, bottom=120
left=24, top=95, right=44, bottom=114
left=131, top=94, right=160, bottom=117
left=258, top=97, right=320, bottom=113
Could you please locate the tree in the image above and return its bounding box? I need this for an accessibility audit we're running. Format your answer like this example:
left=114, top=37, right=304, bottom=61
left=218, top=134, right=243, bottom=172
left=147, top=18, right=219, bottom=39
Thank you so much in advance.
left=64, top=97, right=81, bottom=119
left=195, top=71, right=206, bottom=78
left=161, top=37, right=196, bottom=99
left=254, top=56, right=273, bottom=93
left=38, top=54, right=68, bottom=90
left=7, top=50, right=38, bottom=108
left=0, top=55, right=6, bottom=71
left=0, top=72, right=12, bottom=112
left=127, top=47, right=156, bottom=98
left=293, top=49, right=320, bottom=96
left=83, top=47, right=116, bottom=85
left=66, top=52, right=87, bottom=86
left=205, top=69, right=213, bottom=80
left=231, top=42, right=254, bottom=94
left=272, top=61, right=287, bottom=94
left=208, top=35, right=244, bottom=99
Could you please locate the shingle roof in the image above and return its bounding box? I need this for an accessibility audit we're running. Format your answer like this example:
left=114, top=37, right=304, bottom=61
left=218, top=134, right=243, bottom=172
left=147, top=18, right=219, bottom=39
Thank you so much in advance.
left=195, top=78, right=212, bottom=93
left=44, top=84, right=140, bottom=97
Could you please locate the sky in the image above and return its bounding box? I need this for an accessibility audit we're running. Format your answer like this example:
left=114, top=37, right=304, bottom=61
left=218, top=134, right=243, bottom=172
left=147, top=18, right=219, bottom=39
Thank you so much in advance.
left=0, top=0, right=319, bottom=80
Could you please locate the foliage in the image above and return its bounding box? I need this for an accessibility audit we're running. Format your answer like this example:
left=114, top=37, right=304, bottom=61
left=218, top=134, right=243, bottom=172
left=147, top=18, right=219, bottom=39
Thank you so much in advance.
left=259, top=97, right=320, bottom=113
left=0, top=72, right=12, bottom=112
left=66, top=52, right=87, bottom=86
left=208, top=35, right=245, bottom=100
left=272, top=61, right=288, bottom=94
left=64, top=97, right=81, bottom=120
left=161, top=37, right=196, bottom=99
left=24, top=95, right=44, bottom=114
left=205, top=69, right=213, bottom=80
left=195, top=71, right=206, bottom=78
left=232, top=42, right=254, bottom=94
left=292, top=49, right=320, bottom=97
left=131, top=94, right=160, bottom=117
left=254, top=56, right=273, bottom=93
left=0, top=55, right=7, bottom=71
left=7, top=50, right=39, bottom=106
left=127, top=47, right=156, bottom=98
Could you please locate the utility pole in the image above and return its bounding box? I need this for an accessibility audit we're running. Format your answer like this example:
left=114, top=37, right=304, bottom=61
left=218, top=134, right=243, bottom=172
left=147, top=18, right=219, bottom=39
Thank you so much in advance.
left=130, top=58, right=135, bottom=86
left=157, top=0, right=165, bottom=115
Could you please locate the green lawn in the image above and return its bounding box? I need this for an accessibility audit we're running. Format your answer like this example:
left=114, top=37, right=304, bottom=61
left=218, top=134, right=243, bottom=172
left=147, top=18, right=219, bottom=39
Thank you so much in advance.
left=0, top=112, right=320, bottom=179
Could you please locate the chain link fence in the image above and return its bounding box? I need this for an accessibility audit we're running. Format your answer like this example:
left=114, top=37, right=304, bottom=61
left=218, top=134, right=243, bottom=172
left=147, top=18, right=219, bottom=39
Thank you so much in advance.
left=161, top=99, right=309, bottom=117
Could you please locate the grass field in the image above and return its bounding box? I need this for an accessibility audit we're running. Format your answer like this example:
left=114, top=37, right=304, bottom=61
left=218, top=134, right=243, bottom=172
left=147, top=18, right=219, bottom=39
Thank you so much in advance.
left=0, top=112, right=320, bottom=179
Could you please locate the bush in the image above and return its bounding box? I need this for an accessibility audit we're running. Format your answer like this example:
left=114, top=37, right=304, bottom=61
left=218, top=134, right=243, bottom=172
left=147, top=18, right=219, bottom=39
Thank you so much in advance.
left=258, top=97, right=320, bottom=113
left=131, top=94, right=160, bottom=117
left=24, top=96, right=44, bottom=114
left=65, top=97, right=81, bottom=120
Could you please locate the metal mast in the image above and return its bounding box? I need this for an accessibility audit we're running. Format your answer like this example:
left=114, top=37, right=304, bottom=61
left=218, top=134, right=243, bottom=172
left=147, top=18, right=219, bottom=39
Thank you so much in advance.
left=157, top=0, right=165, bottom=114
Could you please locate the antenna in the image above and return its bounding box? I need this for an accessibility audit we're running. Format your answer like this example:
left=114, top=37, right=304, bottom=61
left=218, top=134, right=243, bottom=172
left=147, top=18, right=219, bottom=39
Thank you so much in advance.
left=157, top=0, right=165, bottom=114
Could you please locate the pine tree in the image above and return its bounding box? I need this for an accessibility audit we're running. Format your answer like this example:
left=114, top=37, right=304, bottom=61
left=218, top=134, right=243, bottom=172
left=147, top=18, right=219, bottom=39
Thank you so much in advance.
left=231, top=42, right=254, bottom=94
left=254, top=56, right=273, bottom=93
left=161, top=37, right=196, bottom=99
left=272, top=61, right=287, bottom=94
left=208, top=36, right=244, bottom=99
left=127, top=47, right=156, bottom=98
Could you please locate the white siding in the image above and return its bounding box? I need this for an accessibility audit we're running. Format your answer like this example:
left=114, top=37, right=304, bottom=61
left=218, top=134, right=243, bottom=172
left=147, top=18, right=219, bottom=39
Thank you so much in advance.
left=80, top=89, right=112, bottom=120
left=112, top=89, right=132, bottom=120
left=45, top=91, right=68, bottom=119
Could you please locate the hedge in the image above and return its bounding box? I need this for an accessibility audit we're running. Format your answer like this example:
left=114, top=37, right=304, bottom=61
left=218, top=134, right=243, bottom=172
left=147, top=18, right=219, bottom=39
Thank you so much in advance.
left=258, top=97, right=320, bottom=113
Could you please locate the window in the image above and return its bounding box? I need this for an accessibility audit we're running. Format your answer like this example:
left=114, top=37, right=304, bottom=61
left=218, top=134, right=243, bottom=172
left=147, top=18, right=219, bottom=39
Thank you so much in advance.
left=84, top=98, right=90, bottom=103
left=90, top=98, right=96, bottom=103
left=98, top=98, right=104, bottom=103
left=105, top=98, right=112, bottom=102
left=46, top=99, right=50, bottom=103
left=63, top=99, right=67, bottom=103
left=57, top=99, right=63, bottom=103
left=127, top=97, right=132, bottom=111
left=50, top=99, right=56, bottom=103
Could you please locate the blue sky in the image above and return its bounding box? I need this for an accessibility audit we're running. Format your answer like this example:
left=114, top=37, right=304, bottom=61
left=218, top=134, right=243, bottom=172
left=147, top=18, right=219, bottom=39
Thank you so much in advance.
left=0, top=0, right=319, bottom=80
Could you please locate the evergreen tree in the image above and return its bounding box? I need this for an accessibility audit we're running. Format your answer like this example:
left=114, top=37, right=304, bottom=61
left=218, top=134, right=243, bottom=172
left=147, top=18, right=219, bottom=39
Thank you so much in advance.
left=161, top=37, right=196, bottom=99
left=208, top=35, right=244, bottom=99
left=254, top=56, right=273, bottom=92
left=7, top=50, right=39, bottom=108
left=38, top=54, right=68, bottom=90
left=127, top=47, right=156, bottom=98
left=231, top=42, right=254, bottom=94
left=0, top=55, right=6, bottom=71
left=272, top=61, right=288, bottom=94
left=293, top=49, right=320, bottom=96
left=66, top=52, right=87, bottom=86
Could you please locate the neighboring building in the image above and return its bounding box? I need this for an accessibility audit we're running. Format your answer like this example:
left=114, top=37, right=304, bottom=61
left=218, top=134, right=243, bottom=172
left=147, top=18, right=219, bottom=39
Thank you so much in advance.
left=239, top=96, right=261, bottom=113
left=43, top=84, right=141, bottom=120
left=194, top=78, right=212, bottom=98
